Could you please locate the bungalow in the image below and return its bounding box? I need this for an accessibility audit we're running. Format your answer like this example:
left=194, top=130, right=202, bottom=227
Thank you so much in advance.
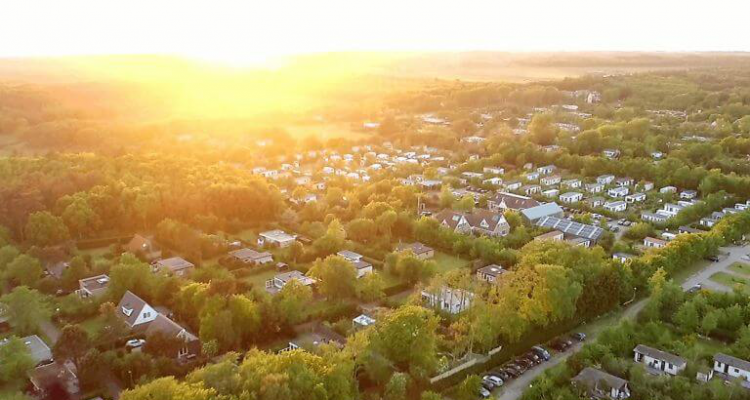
left=228, top=248, right=274, bottom=266
left=587, top=196, right=606, bottom=208
left=265, top=270, right=317, bottom=294
left=604, top=201, right=628, bottom=213
left=597, top=174, right=615, bottom=185
left=567, top=237, right=591, bottom=247
left=483, top=177, right=504, bottom=186
left=521, top=203, right=565, bottom=223
left=28, top=362, right=80, bottom=399
left=572, top=367, right=631, bottom=399
left=602, top=149, right=621, bottom=159
left=396, top=242, right=434, bottom=260
left=612, top=253, right=635, bottom=264
left=152, top=257, right=194, bottom=277
left=659, top=186, right=678, bottom=194
left=525, top=171, right=540, bottom=181
left=483, top=166, right=505, bottom=175
left=559, top=192, right=583, bottom=204
left=117, top=291, right=158, bottom=329
left=608, top=186, right=629, bottom=198
left=625, top=193, right=646, bottom=203
left=337, top=251, right=373, bottom=278
left=678, top=226, right=703, bottom=235
left=640, top=181, right=655, bottom=191
left=537, top=165, right=557, bottom=175
left=534, top=230, right=564, bottom=242
left=562, top=178, right=582, bottom=189
left=259, top=229, right=297, bottom=248
left=680, top=189, right=698, bottom=200
left=77, top=274, right=110, bottom=299
left=615, top=177, right=634, bottom=187
left=541, top=175, right=561, bottom=186
left=521, top=184, right=541, bottom=196
left=353, top=314, right=377, bottom=328
left=713, top=353, right=750, bottom=383
left=634, top=344, right=687, bottom=376
left=488, top=192, right=540, bottom=211
left=542, top=188, right=559, bottom=199
left=420, top=179, right=442, bottom=190
left=586, top=182, right=605, bottom=194
left=421, top=287, right=473, bottom=314
left=644, top=237, right=668, bottom=249
left=504, top=181, right=522, bottom=191
left=476, top=264, right=506, bottom=284
left=127, top=234, right=162, bottom=261
left=461, top=171, right=484, bottom=180
left=641, top=211, right=670, bottom=224
left=145, top=314, right=200, bottom=360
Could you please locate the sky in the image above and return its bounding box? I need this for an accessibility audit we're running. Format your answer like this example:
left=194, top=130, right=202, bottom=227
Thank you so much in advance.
left=2, top=0, right=749, bottom=64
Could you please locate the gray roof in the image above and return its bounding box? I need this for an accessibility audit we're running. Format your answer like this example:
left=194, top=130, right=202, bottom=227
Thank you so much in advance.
left=521, top=202, right=564, bottom=222
left=117, top=290, right=150, bottom=327
left=715, top=353, right=750, bottom=372
left=634, top=344, right=686, bottom=367
left=572, top=367, right=628, bottom=392
left=536, top=216, right=604, bottom=241
left=396, top=242, right=433, bottom=255
left=229, top=248, right=272, bottom=262
left=154, top=257, right=194, bottom=272
left=145, top=314, right=198, bottom=342
left=477, top=264, right=505, bottom=277
left=0, top=335, right=52, bottom=365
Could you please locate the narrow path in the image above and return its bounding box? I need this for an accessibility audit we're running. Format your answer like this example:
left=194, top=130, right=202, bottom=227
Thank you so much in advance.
left=39, top=319, right=61, bottom=344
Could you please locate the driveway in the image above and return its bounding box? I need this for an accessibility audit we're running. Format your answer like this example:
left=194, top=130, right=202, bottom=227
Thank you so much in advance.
left=681, top=244, right=750, bottom=292
left=490, top=245, right=747, bottom=400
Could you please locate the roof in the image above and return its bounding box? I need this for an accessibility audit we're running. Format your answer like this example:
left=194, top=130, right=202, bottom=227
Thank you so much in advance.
left=28, top=362, right=79, bottom=394
left=154, top=257, right=194, bottom=272
left=521, top=203, right=564, bottom=222
left=490, top=192, right=540, bottom=210
left=536, top=216, right=604, bottom=241
left=276, top=270, right=316, bottom=286
left=127, top=234, right=154, bottom=252
left=464, top=209, right=508, bottom=231
left=634, top=344, right=686, bottom=366
left=572, top=367, right=628, bottom=393
left=0, top=335, right=52, bottom=365
left=644, top=237, right=667, bottom=245
left=117, top=291, right=150, bottom=327
left=337, top=250, right=363, bottom=261
left=229, top=248, right=272, bottom=262
left=396, top=242, right=433, bottom=255
left=260, top=229, right=297, bottom=242
left=79, top=274, right=110, bottom=292
left=535, top=230, right=564, bottom=240
left=352, top=260, right=373, bottom=270
left=477, top=264, right=505, bottom=277
left=353, top=314, right=376, bottom=326
left=145, top=314, right=198, bottom=342
left=715, top=353, right=750, bottom=372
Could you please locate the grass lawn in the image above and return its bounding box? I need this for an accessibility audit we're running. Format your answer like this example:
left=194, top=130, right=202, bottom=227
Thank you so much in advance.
left=710, top=271, right=750, bottom=293
left=80, top=315, right=108, bottom=338
left=244, top=268, right=281, bottom=288
left=431, top=252, right=470, bottom=275
left=672, top=259, right=712, bottom=284
left=729, top=262, right=750, bottom=276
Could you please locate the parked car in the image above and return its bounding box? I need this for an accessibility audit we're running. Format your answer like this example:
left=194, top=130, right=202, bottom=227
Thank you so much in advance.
left=523, top=352, right=542, bottom=364
left=479, top=387, right=491, bottom=398
left=502, top=367, right=519, bottom=378
left=509, top=362, right=527, bottom=373
left=126, top=338, right=146, bottom=348
left=486, top=374, right=504, bottom=387
left=687, top=284, right=702, bottom=293
left=491, top=370, right=510, bottom=381
left=516, top=358, right=533, bottom=369
left=532, top=346, right=551, bottom=361
left=572, top=332, right=587, bottom=342
left=550, top=338, right=571, bottom=351
left=481, top=378, right=495, bottom=391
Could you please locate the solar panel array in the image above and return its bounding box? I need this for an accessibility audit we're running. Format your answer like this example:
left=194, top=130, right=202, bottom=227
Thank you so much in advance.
left=536, top=216, right=604, bottom=241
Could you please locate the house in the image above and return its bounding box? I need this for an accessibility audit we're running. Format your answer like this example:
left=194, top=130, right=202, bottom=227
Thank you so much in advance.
left=537, top=165, right=557, bottom=175
left=535, top=227, right=565, bottom=241
left=644, top=237, right=667, bottom=249
left=562, top=178, right=582, bottom=189
left=680, top=189, right=698, bottom=199
left=488, top=192, right=540, bottom=211
left=536, top=216, right=605, bottom=243
left=678, top=226, right=703, bottom=235
left=634, top=344, right=687, bottom=376
left=28, top=362, right=80, bottom=399
left=432, top=209, right=510, bottom=237
left=659, top=186, right=678, bottom=194
left=483, top=166, right=505, bottom=175
left=44, top=260, right=69, bottom=280
left=265, top=270, right=316, bottom=294
left=476, top=264, right=506, bottom=284
left=604, top=201, right=628, bottom=213
left=396, top=242, right=434, bottom=260
left=597, top=175, right=615, bottom=185
left=641, top=211, right=669, bottom=224
left=612, top=253, right=635, bottom=264
left=0, top=335, right=52, bottom=366
left=602, top=149, right=621, bottom=159
left=145, top=314, right=200, bottom=360
left=625, top=193, right=646, bottom=203
left=713, top=353, right=750, bottom=384
left=228, top=248, right=274, bottom=266
left=572, top=367, right=630, bottom=399
left=651, top=151, right=664, bottom=160
left=483, top=177, right=504, bottom=186
left=560, top=192, right=583, bottom=204
left=337, top=251, right=373, bottom=278
left=77, top=274, right=110, bottom=299
left=521, top=184, right=541, bottom=195
left=540, top=175, right=561, bottom=186
left=117, top=291, right=158, bottom=329
left=542, top=189, right=559, bottom=198
left=421, top=287, right=473, bottom=314
left=586, top=182, right=605, bottom=193
left=353, top=314, right=376, bottom=328
left=615, top=177, right=634, bottom=187
left=259, top=230, right=297, bottom=248
left=127, top=234, right=162, bottom=261
left=521, top=202, right=565, bottom=223
left=152, top=257, right=194, bottom=277
left=504, top=181, right=522, bottom=191
left=641, top=181, right=655, bottom=191
left=588, top=196, right=606, bottom=208
left=607, top=186, right=629, bottom=198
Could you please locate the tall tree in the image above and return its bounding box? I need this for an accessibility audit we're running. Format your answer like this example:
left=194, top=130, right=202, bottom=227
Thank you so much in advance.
left=0, top=286, right=51, bottom=335
left=53, top=324, right=90, bottom=370
left=24, top=211, right=70, bottom=246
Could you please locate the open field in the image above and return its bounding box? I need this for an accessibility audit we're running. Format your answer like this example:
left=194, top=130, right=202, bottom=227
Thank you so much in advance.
left=431, top=251, right=471, bottom=274
left=728, top=262, right=750, bottom=276
left=710, top=271, right=750, bottom=293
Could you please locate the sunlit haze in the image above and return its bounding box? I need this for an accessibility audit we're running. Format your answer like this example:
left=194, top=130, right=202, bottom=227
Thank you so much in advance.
left=2, top=0, right=749, bottom=64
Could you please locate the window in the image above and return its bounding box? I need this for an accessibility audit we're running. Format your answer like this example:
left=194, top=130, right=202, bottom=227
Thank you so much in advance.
left=144, top=312, right=151, bottom=318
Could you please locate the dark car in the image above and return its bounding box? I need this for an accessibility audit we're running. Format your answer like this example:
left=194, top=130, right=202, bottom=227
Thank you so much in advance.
left=572, top=332, right=587, bottom=342
left=502, top=367, right=519, bottom=378
left=481, top=379, right=495, bottom=391
left=532, top=345, right=552, bottom=360
left=707, top=255, right=720, bottom=262
left=523, top=352, right=542, bottom=364
left=549, top=339, right=569, bottom=352
left=509, top=362, right=527, bottom=374
left=516, top=358, right=534, bottom=369
left=491, top=370, right=510, bottom=381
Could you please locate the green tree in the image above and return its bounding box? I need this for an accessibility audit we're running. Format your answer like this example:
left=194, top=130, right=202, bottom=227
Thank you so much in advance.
left=120, top=377, right=217, bottom=400
left=455, top=195, right=475, bottom=212
left=24, top=211, right=70, bottom=246
left=308, top=255, right=357, bottom=300
left=5, top=254, right=43, bottom=287
left=62, top=197, right=101, bottom=238
left=273, top=279, right=313, bottom=325
left=529, top=114, right=558, bottom=145
left=0, top=336, right=34, bottom=384
left=53, top=324, right=91, bottom=370
left=372, top=305, right=440, bottom=377
left=357, top=272, right=385, bottom=302
left=384, top=372, right=409, bottom=400
left=0, top=286, right=51, bottom=335
left=456, top=374, right=482, bottom=400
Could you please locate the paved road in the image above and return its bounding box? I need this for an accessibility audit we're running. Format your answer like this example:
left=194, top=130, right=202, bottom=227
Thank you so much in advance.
left=492, top=245, right=750, bottom=400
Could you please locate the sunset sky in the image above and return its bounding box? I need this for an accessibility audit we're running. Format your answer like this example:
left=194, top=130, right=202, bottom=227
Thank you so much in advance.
left=2, top=0, right=748, bottom=64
